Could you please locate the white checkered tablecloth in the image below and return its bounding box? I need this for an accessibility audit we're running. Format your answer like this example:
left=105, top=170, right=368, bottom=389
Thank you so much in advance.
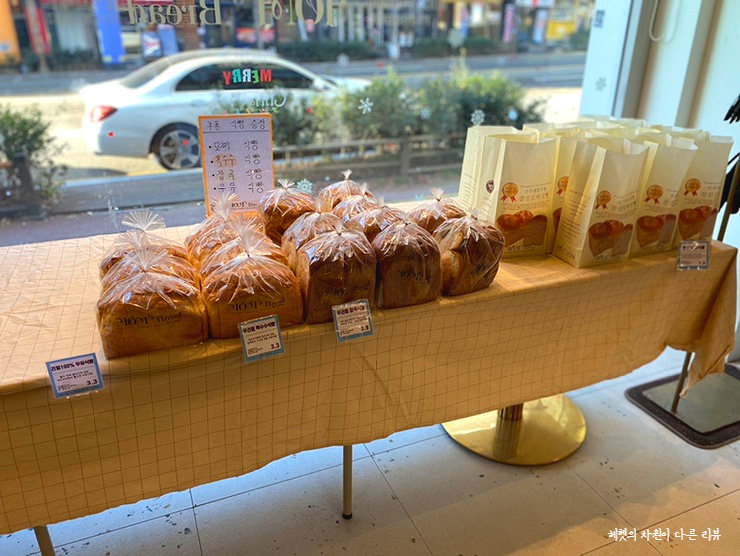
left=0, top=228, right=735, bottom=533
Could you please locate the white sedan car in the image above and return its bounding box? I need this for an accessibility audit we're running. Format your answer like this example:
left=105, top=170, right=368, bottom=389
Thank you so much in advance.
left=80, top=49, right=369, bottom=170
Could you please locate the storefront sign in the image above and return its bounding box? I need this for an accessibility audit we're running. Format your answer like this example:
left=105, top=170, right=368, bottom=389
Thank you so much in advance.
left=239, top=315, right=285, bottom=363
left=46, top=353, right=104, bottom=398
left=678, top=241, right=710, bottom=270
left=332, top=299, right=373, bottom=342
left=198, top=114, right=275, bottom=214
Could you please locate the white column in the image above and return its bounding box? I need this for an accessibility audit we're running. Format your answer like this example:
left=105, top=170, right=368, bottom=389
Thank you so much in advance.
left=348, top=4, right=355, bottom=41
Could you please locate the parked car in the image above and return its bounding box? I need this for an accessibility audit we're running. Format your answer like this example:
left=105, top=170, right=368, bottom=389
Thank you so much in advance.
left=80, top=49, right=369, bottom=170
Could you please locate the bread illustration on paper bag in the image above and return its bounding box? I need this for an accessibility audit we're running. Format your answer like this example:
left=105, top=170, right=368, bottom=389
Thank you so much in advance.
left=496, top=210, right=547, bottom=247
left=588, top=220, right=633, bottom=257
left=635, top=214, right=676, bottom=247
left=678, top=206, right=718, bottom=240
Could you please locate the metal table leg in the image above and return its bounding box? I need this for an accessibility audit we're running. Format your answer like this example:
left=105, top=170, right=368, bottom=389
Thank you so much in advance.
left=443, top=395, right=587, bottom=465
left=34, top=525, right=55, bottom=556
left=342, top=445, right=353, bottom=519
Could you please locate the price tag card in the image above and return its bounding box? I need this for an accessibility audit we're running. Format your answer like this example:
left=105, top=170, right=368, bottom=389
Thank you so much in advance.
left=198, top=114, right=274, bottom=215
left=46, top=353, right=104, bottom=398
left=239, top=315, right=285, bottom=363
left=332, top=299, right=374, bottom=342
left=678, top=241, right=710, bottom=270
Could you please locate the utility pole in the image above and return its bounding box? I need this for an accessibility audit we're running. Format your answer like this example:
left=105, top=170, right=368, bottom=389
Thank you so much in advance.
left=23, top=0, right=49, bottom=72
left=252, top=0, right=264, bottom=49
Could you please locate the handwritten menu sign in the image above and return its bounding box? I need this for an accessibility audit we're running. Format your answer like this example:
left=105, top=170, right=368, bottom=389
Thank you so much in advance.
left=198, top=114, right=274, bottom=214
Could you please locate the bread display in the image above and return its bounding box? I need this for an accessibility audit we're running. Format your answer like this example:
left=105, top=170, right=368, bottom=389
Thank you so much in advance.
left=281, top=212, right=345, bottom=272
left=345, top=201, right=406, bottom=243
left=295, top=227, right=376, bottom=324
left=372, top=220, right=442, bottom=309
left=202, top=252, right=303, bottom=339
left=199, top=226, right=289, bottom=278
left=332, top=189, right=379, bottom=222
left=259, top=179, right=316, bottom=243
left=101, top=248, right=199, bottom=294
left=186, top=195, right=263, bottom=268
left=316, top=170, right=373, bottom=212
left=433, top=215, right=505, bottom=296
left=677, top=206, right=718, bottom=240
left=407, top=188, right=466, bottom=233
left=96, top=271, right=208, bottom=359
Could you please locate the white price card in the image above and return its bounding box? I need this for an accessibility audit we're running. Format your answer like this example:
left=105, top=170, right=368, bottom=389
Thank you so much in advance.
left=239, top=315, right=285, bottom=363
left=46, top=353, right=104, bottom=398
left=332, top=299, right=374, bottom=342
left=198, top=114, right=274, bottom=215
left=678, top=241, right=710, bottom=270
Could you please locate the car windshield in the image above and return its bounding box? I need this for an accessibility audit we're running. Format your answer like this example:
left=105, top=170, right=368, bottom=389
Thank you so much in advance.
left=119, top=57, right=177, bottom=88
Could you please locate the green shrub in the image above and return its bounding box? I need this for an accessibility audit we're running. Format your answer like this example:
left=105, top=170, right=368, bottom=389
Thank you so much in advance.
left=464, top=37, right=500, bottom=55
left=216, top=93, right=336, bottom=146
left=339, top=68, right=420, bottom=139
left=569, top=28, right=590, bottom=51
left=277, top=40, right=377, bottom=62
left=409, top=38, right=453, bottom=58
left=0, top=103, right=66, bottom=200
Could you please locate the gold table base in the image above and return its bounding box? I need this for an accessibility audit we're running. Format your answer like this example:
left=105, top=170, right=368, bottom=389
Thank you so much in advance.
left=442, top=395, right=587, bottom=466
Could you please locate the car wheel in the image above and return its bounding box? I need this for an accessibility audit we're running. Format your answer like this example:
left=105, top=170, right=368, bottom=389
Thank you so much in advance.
left=152, top=124, right=201, bottom=171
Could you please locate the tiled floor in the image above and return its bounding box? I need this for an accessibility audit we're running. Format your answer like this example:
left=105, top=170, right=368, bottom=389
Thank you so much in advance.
left=1, top=348, right=738, bottom=556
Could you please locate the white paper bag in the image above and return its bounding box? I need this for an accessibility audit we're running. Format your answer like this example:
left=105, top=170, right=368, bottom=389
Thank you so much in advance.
left=553, top=137, right=649, bottom=268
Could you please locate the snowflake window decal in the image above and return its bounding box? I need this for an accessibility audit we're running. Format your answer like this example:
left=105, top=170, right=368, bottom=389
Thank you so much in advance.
left=420, top=107, right=432, bottom=121
left=359, top=98, right=374, bottom=114
left=470, top=109, right=485, bottom=126
left=296, top=179, right=314, bottom=194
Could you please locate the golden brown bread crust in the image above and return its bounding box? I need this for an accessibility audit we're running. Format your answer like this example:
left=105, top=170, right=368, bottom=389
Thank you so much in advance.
left=96, top=273, right=208, bottom=359
left=185, top=212, right=264, bottom=268
left=372, top=221, right=442, bottom=309
left=296, top=230, right=376, bottom=324
left=99, top=232, right=189, bottom=278
left=281, top=212, right=345, bottom=272
left=332, top=195, right=380, bottom=222
left=101, top=251, right=199, bottom=294
left=199, top=233, right=289, bottom=278
left=407, top=199, right=466, bottom=234
left=201, top=255, right=303, bottom=338
left=316, top=176, right=372, bottom=212
left=345, top=205, right=407, bottom=243
left=259, top=188, right=316, bottom=243
left=434, top=216, right=505, bottom=296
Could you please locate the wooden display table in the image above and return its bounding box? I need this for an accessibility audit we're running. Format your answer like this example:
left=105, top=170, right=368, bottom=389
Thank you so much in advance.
left=0, top=231, right=735, bottom=536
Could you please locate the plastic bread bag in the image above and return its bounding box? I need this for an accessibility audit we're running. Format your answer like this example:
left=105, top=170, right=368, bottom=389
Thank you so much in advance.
left=433, top=211, right=505, bottom=296
left=259, top=178, right=316, bottom=243
left=332, top=184, right=380, bottom=222
left=316, top=170, right=373, bottom=212
left=371, top=219, right=442, bottom=309
left=186, top=192, right=263, bottom=268
left=281, top=211, right=345, bottom=272
left=201, top=244, right=304, bottom=339
left=101, top=245, right=199, bottom=294
left=345, top=197, right=407, bottom=243
left=407, top=187, right=467, bottom=234
left=200, top=225, right=289, bottom=279
left=96, top=256, right=208, bottom=359
left=295, top=224, right=376, bottom=324
left=99, top=210, right=188, bottom=277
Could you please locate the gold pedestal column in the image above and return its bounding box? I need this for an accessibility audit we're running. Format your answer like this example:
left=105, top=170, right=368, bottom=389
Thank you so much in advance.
left=442, top=395, right=587, bottom=465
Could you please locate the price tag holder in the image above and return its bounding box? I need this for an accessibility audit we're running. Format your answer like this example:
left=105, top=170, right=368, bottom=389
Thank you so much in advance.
left=46, top=353, right=104, bottom=398
left=678, top=240, right=710, bottom=270
left=198, top=114, right=274, bottom=215
left=332, top=299, right=374, bottom=342
left=239, top=315, right=285, bottom=363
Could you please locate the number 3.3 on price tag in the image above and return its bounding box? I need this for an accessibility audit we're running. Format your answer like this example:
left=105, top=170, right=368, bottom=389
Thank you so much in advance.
left=46, top=353, right=104, bottom=398
left=239, top=315, right=285, bottom=363
left=332, top=299, right=374, bottom=342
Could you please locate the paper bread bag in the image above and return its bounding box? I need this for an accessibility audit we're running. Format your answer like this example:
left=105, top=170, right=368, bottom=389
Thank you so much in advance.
left=672, top=135, right=733, bottom=244
left=629, top=134, right=697, bottom=256
left=553, top=137, right=649, bottom=268
left=477, top=135, right=558, bottom=257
